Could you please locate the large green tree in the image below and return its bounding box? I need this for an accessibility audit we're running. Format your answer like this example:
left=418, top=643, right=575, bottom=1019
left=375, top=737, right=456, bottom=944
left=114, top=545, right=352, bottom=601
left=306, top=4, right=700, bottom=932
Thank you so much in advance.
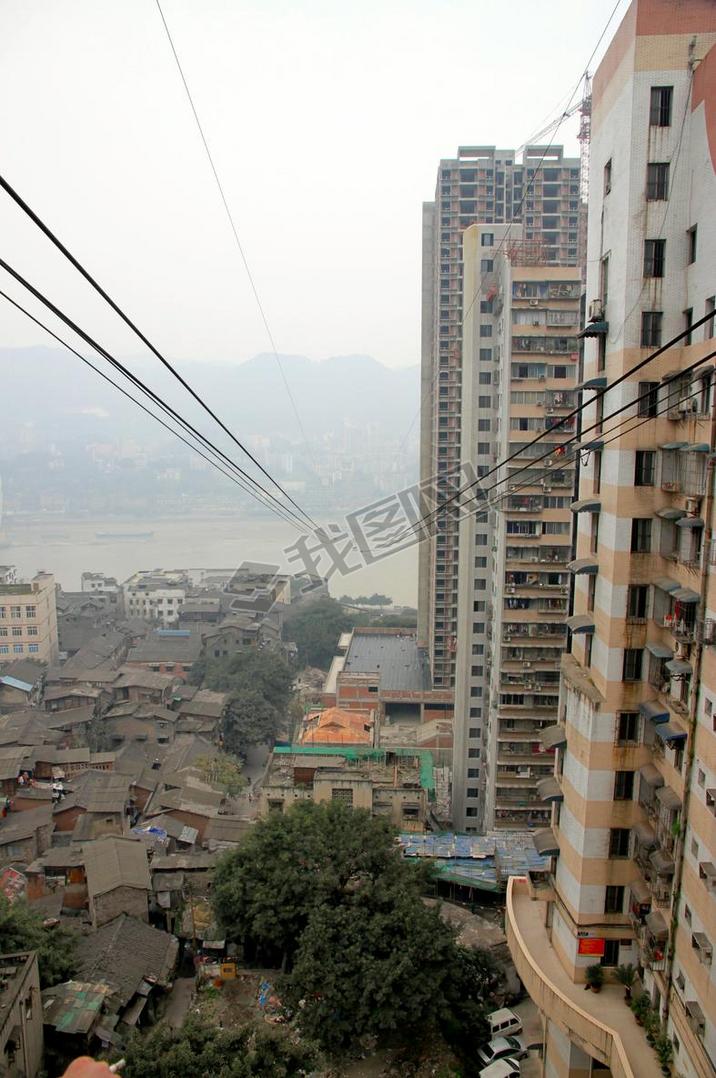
left=282, top=596, right=354, bottom=669
left=194, top=648, right=294, bottom=753
left=212, top=802, right=499, bottom=1062
left=0, top=895, right=77, bottom=987
left=122, top=1016, right=319, bottom=1077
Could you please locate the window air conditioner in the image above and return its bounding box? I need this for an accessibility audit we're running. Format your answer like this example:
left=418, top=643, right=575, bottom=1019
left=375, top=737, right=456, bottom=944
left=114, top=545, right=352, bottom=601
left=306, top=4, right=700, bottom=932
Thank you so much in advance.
left=686, top=497, right=700, bottom=515
left=675, top=641, right=689, bottom=660
left=529, top=299, right=540, bottom=307
left=588, top=299, right=604, bottom=322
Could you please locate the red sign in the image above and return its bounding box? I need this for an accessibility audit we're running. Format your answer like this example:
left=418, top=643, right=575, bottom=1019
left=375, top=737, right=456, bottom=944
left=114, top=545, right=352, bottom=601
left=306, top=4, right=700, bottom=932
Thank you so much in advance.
left=578, top=938, right=606, bottom=956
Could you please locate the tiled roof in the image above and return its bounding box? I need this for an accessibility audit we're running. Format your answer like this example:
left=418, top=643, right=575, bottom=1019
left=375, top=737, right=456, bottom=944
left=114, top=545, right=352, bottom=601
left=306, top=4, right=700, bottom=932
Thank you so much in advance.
left=83, top=837, right=151, bottom=897
left=75, top=915, right=179, bottom=1006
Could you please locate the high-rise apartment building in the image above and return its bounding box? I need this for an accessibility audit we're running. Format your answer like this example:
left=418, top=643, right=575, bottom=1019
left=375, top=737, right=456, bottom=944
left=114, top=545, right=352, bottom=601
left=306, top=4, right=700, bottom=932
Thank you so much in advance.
left=506, top=4, right=716, bottom=1077
left=453, top=223, right=582, bottom=831
left=419, top=145, right=583, bottom=695
left=0, top=571, right=58, bottom=664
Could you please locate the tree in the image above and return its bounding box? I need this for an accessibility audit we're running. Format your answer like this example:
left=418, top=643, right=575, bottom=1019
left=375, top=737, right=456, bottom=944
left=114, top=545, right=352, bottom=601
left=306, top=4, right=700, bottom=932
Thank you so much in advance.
left=212, top=801, right=413, bottom=967
left=0, top=896, right=77, bottom=987
left=282, top=888, right=457, bottom=1054
left=283, top=596, right=356, bottom=669
left=123, top=1015, right=320, bottom=1077
left=223, top=690, right=282, bottom=755
left=194, top=752, right=246, bottom=796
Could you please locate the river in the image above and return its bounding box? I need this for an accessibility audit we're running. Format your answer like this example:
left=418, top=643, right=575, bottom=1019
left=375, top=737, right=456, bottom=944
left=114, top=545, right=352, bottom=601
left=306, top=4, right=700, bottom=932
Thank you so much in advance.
left=0, top=514, right=419, bottom=606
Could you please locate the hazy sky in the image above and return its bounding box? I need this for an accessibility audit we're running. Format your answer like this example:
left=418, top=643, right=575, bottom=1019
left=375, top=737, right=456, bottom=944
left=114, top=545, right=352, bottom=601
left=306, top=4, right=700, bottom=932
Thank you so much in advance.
left=0, top=0, right=626, bottom=371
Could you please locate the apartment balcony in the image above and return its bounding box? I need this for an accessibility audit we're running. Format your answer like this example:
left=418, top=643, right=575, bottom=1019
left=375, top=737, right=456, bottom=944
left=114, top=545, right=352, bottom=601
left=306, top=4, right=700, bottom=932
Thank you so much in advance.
left=506, top=877, right=662, bottom=1078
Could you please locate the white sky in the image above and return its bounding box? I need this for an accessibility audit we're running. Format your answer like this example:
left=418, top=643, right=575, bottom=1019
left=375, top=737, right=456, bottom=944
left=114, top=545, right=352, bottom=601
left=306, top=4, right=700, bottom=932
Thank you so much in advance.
left=0, top=0, right=627, bottom=370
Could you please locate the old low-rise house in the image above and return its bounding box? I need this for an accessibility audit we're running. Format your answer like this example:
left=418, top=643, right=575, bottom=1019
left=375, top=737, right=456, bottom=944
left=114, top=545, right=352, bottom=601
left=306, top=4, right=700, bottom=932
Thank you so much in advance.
left=52, top=771, right=131, bottom=835
left=0, top=712, right=61, bottom=752
left=203, top=815, right=251, bottom=852
left=83, top=837, right=151, bottom=928
left=113, top=669, right=175, bottom=706
left=125, top=630, right=202, bottom=681
left=43, top=705, right=95, bottom=747
left=0, top=951, right=43, bottom=1077
left=200, top=617, right=261, bottom=659
left=43, top=684, right=106, bottom=714
left=33, top=748, right=115, bottom=783
left=145, top=786, right=222, bottom=844
left=0, top=747, right=35, bottom=796
left=74, top=914, right=178, bottom=1032
left=104, top=701, right=179, bottom=748
left=42, top=980, right=113, bottom=1058
left=25, top=846, right=87, bottom=911
left=0, top=806, right=53, bottom=867
left=175, top=688, right=229, bottom=737
left=0, top=660, right=45, bottom=711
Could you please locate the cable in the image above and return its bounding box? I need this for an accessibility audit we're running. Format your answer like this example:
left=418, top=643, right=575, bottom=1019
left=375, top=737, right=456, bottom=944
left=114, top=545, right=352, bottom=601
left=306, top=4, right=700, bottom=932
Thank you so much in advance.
left=410, top=310, right=716, bottom=538
left=0, top=257, right=313, bottom=533
left=0, top=288, right=304, bottom=530
left=0, top=172, right=319, bottom=529
left=152, top=0, right=314, bottom=462
left=483, top=361, right=716, bottom=517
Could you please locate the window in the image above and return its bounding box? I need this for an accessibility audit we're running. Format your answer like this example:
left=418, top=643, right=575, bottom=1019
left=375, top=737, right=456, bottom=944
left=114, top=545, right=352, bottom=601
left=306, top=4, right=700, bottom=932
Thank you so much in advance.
left=604, top=158, right=612, bottom=194
left=705, top=297, right=715, bottom=340
left=609, top=829, right=631, bottom=857
left=10, top=606, right=21, bottom=619
left=605, top=885, right=625, bottom=913
left=467, top=768, right=479, bottom=778
left=481, top=232, right=494, bottom=246
left=602, top=940, right=620, bottom=967
left=24, top=605, right=36, bottom=618
left=646, top=162, right=669, bottom=200
left=26, top=627, right=38, bottom=637
left=0, top=607, right=4, bottom=619
left=479, top=348, right=492, bottom=361
left=632, top=449, right=655, bottom=488
left=479, top=324, right=493, bottom=338
left=643, top=239, right=665, bottom=278
left=480, top=259, right=494, bottom=272
left=11, top=628, right=22, bottom=638
left=13, top=645, right=23, bottom=654
left=477, top=442, right=490, bottom=455
left=478, top=371, right=492, bottom=384
left=617, top=711, right=640, bottom=744
left=650, top=85, right=673, bottom=126
left=478, top=395, right=491, bottom=407
left=687, top=226, right=697, bottom=264
left=627, top=585, right=648, bottom=619
left=684, top=308, right=693, bottom=345
left=331, top=788, right=353, bottom=805
left=630, top=518, right=651, bottom=553
left=614, top=771, right=634, bottom=800
left=623, top=648, right=643, bottom=681
left=697, top=768, right=705, bottom=787
left=641, top=311, right=663, bottom=347
left=0, top=646, right=8, bottom=655
left=638, top=379, right=659, bottom=416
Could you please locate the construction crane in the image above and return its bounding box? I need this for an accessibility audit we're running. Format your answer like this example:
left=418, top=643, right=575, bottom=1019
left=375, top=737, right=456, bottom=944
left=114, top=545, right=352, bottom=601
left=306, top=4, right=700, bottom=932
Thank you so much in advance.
left=518, top=73, right=593, bottom=205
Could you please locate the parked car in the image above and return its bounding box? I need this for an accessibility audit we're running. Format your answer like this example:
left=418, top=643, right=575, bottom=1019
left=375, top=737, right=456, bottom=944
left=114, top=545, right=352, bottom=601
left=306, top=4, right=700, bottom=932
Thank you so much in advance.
left=486, top=1007, right=523, bottom=1039
left=476, top=1036, right=528, bottom=1068
left=479, top=1056, right=522, bottom=1078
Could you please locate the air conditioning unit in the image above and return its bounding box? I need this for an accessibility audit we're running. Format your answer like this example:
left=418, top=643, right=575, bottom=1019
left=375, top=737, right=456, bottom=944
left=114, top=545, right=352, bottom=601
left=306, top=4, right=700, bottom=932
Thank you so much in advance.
left=678, top=398, right=697, bottom=414
left=588, top=299, right=604, bottom=322
left=686, top=497, right=700, bottom=516
left=538, top=374, right=547, bottom=382
left=675, top=641, right=690, bottom=660
left=529, top=299, right=540, bottom=307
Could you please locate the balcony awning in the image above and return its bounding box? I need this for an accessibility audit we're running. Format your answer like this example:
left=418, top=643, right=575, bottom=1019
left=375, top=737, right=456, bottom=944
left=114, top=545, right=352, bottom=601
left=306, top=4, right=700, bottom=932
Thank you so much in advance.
left=676, top=516, right=704, bottom=529
left=685, top=1000, right=704, bottom=1022
left=575, top=375, right=608, bottom=391
left=656, top=785, right=682, bottom=811
left=659, top=441, right=688, bottom=450
left=646, top=642, right=673, bottom=658
left=672, top=587, right=699, bottom=603
left=655, top=722, right=688, bottom=744
left=630, top=875, right=651, bottom=904
left=536, top=776, right=563, bottom=802
left=681, top=442, right=710, bottom=453
left=656, top=507, right=686, bottom=521
left=540, top=725, right=567, bottom=750
left=578, top=321, right=608, bottom=338
left=665, top=658, right=691, bottom=676
left=571, top=498, right=601, bottom=513
left=640, top=701, right=669, bottom=724
left=650, top=848, right=675, bottom=875
left=566, top=613, right=595, bottom=633
left=661, top=370, right=681, bottom=383
left=633, top=822, right=657, bottom=846
left=698, top=860, right=716, bottom=880
left=639, top=763, right=665, bottom=788
left=568, top=558, right=598, bottom=575
left=533, top=827, right=560, bottom=856
left=575, top=439, right=604, bottom=452
left=653, top=577, right=679, bottom=593
left=646, top=910, right=669, bottom=940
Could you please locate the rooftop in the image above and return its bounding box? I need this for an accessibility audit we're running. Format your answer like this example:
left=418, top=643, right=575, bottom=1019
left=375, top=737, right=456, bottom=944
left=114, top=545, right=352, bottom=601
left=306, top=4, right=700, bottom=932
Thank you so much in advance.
left=271, top=744, right=434, bottom=793
left=342, top=629, right=431, bottom=692
left=127, top=631, right=202, bottom=664
left=83, top=837, right=151, bottom=897
left=75, top=914, right=179, bottom=1006
left=300, top=707, right=374, bottom=746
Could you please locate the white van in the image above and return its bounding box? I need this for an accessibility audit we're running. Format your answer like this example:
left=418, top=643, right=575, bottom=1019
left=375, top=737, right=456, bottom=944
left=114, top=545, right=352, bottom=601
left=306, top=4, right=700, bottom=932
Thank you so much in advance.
left=479, top=1056, right=522, bottom=1078
left=486, top=1008, right=523, bottom=1039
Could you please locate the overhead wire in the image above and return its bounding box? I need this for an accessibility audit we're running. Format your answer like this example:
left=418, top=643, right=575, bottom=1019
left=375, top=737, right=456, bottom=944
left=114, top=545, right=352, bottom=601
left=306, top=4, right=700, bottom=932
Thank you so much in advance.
left=0, top=257, right=313, bottom=533
left=152, top=0, right=315, bottom=463
left=404, top=310, right=716, bottom=540
left=0, top=172, right=319, bottom=530
left=0, top=288, right=305, bottom=530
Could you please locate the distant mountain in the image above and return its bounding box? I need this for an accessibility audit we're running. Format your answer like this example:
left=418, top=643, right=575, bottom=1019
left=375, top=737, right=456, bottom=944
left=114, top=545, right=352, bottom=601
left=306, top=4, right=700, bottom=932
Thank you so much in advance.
left=0, top=347, right=419, bottom=451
